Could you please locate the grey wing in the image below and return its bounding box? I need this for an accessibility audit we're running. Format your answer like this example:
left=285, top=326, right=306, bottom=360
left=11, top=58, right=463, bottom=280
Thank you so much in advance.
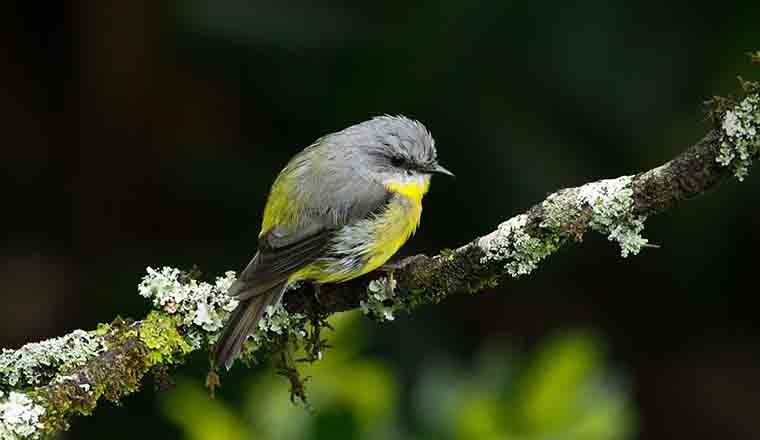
left=228, top=223, right=329, bottom=300
left=216, top=143, right=392, bottom=369
left=229, top=179, right=391, bottom=301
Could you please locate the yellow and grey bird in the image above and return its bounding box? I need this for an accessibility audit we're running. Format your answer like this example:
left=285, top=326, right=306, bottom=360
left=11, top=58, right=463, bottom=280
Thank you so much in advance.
left=213, top=115, right=453, bottom=369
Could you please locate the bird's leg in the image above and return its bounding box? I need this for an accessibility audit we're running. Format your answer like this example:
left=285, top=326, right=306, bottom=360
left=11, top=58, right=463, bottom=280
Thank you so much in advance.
left=311, top=281, right=323, bottom=305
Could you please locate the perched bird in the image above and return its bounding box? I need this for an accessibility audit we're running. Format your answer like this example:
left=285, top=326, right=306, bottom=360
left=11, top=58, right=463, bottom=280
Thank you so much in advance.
left=214, top=115, right=453, bottom=369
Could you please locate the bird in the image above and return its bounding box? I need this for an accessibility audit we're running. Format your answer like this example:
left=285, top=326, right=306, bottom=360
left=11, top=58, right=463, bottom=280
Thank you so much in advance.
left=213, top=115, right=453, bottom=370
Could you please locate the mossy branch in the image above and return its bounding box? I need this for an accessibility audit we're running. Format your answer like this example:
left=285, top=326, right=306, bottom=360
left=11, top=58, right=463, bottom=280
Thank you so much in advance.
left=1, top=77, right=758, bottom=439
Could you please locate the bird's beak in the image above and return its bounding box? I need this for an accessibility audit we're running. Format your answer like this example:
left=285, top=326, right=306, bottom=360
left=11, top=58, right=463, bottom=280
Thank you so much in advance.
left=429, top=163, right=455, bottom=178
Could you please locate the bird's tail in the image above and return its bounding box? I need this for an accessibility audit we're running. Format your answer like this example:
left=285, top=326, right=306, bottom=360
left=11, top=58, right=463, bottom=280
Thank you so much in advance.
left=213, top=280, right=287, bottom=370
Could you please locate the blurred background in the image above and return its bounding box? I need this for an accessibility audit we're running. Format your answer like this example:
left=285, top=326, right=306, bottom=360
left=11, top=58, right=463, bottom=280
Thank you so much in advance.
left=2, top=1, right=760, bottom=439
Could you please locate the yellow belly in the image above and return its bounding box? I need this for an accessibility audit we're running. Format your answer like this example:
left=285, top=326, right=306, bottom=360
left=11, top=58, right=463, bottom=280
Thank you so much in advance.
left=364, top=192, right=422, bottom=271
left=292, top=179, right=429, bottom=283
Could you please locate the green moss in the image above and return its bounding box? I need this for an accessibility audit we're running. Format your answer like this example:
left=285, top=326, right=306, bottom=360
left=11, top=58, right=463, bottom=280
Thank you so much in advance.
left=138, top=312, right=192, bottom=366
left=25, top=313, right=195, bottom=436
left=464, top=274, right=500, bottom=295
left=91, top=323, right=111, bottom=337
left=395, top=245, right=500, bottom=307
left=31, top=380, right=99, bottom=433
left=439, top=248, right=457, bottom=261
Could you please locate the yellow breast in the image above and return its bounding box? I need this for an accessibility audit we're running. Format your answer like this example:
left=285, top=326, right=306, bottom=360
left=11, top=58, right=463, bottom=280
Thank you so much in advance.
left=364, top=179, right=429, bottom=269
left=288, top=178, right=430, bottom=284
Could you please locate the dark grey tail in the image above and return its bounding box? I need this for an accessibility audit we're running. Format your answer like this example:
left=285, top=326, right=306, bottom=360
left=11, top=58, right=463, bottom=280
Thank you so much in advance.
left=213, top=281, right=287, bottom=370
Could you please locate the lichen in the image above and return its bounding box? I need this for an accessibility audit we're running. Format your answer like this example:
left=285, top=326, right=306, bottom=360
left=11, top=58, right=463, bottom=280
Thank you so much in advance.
left=539, top=190, right=590, bottom=241
left=0, top=330, right=104, bottom=389
left=27, top=317, right=153, bottom=435
left=0, top=391, right=45, bottom=440
left=0, top=267, right=315, bottom=438
left=138, top=266, right=310, bottom=362
left=478, top=214, right=561, bottom=277
left=360, top=277, right=401, bottom=321
left=577, top=176, right=649, bottom=257
left=138, top=267, right=238, bottom=334
left=716, top=94, right=760, bottom=181
left=238, top=304, right=307, bottom=363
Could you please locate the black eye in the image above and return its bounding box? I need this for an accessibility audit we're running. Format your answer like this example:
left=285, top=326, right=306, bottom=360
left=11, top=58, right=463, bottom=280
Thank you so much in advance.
left=390, top=156, right=405, bottom=167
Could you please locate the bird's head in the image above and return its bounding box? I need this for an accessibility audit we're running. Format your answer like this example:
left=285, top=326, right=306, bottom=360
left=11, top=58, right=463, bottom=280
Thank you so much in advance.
left=341, top=115, right=453, bottom=192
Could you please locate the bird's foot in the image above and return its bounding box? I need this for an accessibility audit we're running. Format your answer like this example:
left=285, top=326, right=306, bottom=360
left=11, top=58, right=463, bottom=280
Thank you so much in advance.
left=311, top=282, right=323, bottom=305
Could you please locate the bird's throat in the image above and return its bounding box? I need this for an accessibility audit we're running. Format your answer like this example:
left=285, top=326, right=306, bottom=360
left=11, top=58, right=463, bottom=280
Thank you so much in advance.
left=385, top=178, right=430, bottom=202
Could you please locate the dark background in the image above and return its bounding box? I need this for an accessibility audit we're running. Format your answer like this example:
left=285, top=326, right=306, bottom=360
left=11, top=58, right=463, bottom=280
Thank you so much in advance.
left=2, top=1, right=760, bottom=439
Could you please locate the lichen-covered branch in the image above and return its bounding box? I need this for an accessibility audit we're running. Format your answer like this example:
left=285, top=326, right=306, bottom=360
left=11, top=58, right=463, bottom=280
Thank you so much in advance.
left=1, top=79, right=758, bottom=439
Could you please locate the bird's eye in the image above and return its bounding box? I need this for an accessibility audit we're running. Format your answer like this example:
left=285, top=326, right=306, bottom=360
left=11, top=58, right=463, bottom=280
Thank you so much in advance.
left=390, top=156, right=405, bottom=167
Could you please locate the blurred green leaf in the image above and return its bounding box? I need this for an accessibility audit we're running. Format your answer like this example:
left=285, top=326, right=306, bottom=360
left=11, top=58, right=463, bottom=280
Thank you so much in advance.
left=414, top=330, right=635, bottom=440
left=242, top=310, right=399, bottom=439
left=514, top=331, right=635, bottom=440
left=516, top=331, right=602, bottom=431
left=162, top=322, right=633, bottom=440
left=162, top=379, right=249, bottom=440
left=453, top=393, right=503, bottom=440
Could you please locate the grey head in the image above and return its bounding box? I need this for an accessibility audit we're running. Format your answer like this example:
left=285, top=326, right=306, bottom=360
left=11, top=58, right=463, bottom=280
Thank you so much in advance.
left=323, top=115, right=454, bottom=184
left=279, top=115, right=453, bottom=227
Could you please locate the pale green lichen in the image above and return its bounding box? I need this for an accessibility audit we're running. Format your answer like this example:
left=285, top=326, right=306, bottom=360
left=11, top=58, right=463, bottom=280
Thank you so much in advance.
left=360, top=277, right=401, bottom=321
left=539, top=189, right=587, bottom=236
left=478, top=214, right=559, bottom=277
left=0, top=267, right=310, bottom=438
left=138, top=267, right=238, bottom=334
left=577, top=176, right=648, bottom=257
left=481, top=176, right=647, bottom=269
left=239, top=304, right=307, bottom=360
left=717, top=94, right=760, bottom=181
left=0, top=391, right=45, bottom=440
left=0, top=330, right=104, bottom=389
left=138, top=266, right=308, bottom=360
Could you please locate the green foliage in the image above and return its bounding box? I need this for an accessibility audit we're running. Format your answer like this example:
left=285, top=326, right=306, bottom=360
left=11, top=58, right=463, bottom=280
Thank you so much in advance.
left=162, top=379, right=248, bottom=440
left=514, top=332, right=634, bottom=439
left=160, top=315, right=634, bottom=440
left=418, top=331, right=634, bottom=440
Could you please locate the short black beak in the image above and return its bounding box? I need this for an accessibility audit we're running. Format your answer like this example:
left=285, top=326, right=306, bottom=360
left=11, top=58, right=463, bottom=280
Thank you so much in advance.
left=429, top=163, right=455, bottom=178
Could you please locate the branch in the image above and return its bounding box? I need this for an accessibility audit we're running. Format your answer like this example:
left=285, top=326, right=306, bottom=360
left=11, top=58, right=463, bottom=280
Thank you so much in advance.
left=1, top=80, right=758, bottom=439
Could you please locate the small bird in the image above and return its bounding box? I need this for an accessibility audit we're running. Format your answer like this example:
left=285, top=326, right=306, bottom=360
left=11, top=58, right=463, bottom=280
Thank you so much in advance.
left=213, top=115, right=453, bottom=369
